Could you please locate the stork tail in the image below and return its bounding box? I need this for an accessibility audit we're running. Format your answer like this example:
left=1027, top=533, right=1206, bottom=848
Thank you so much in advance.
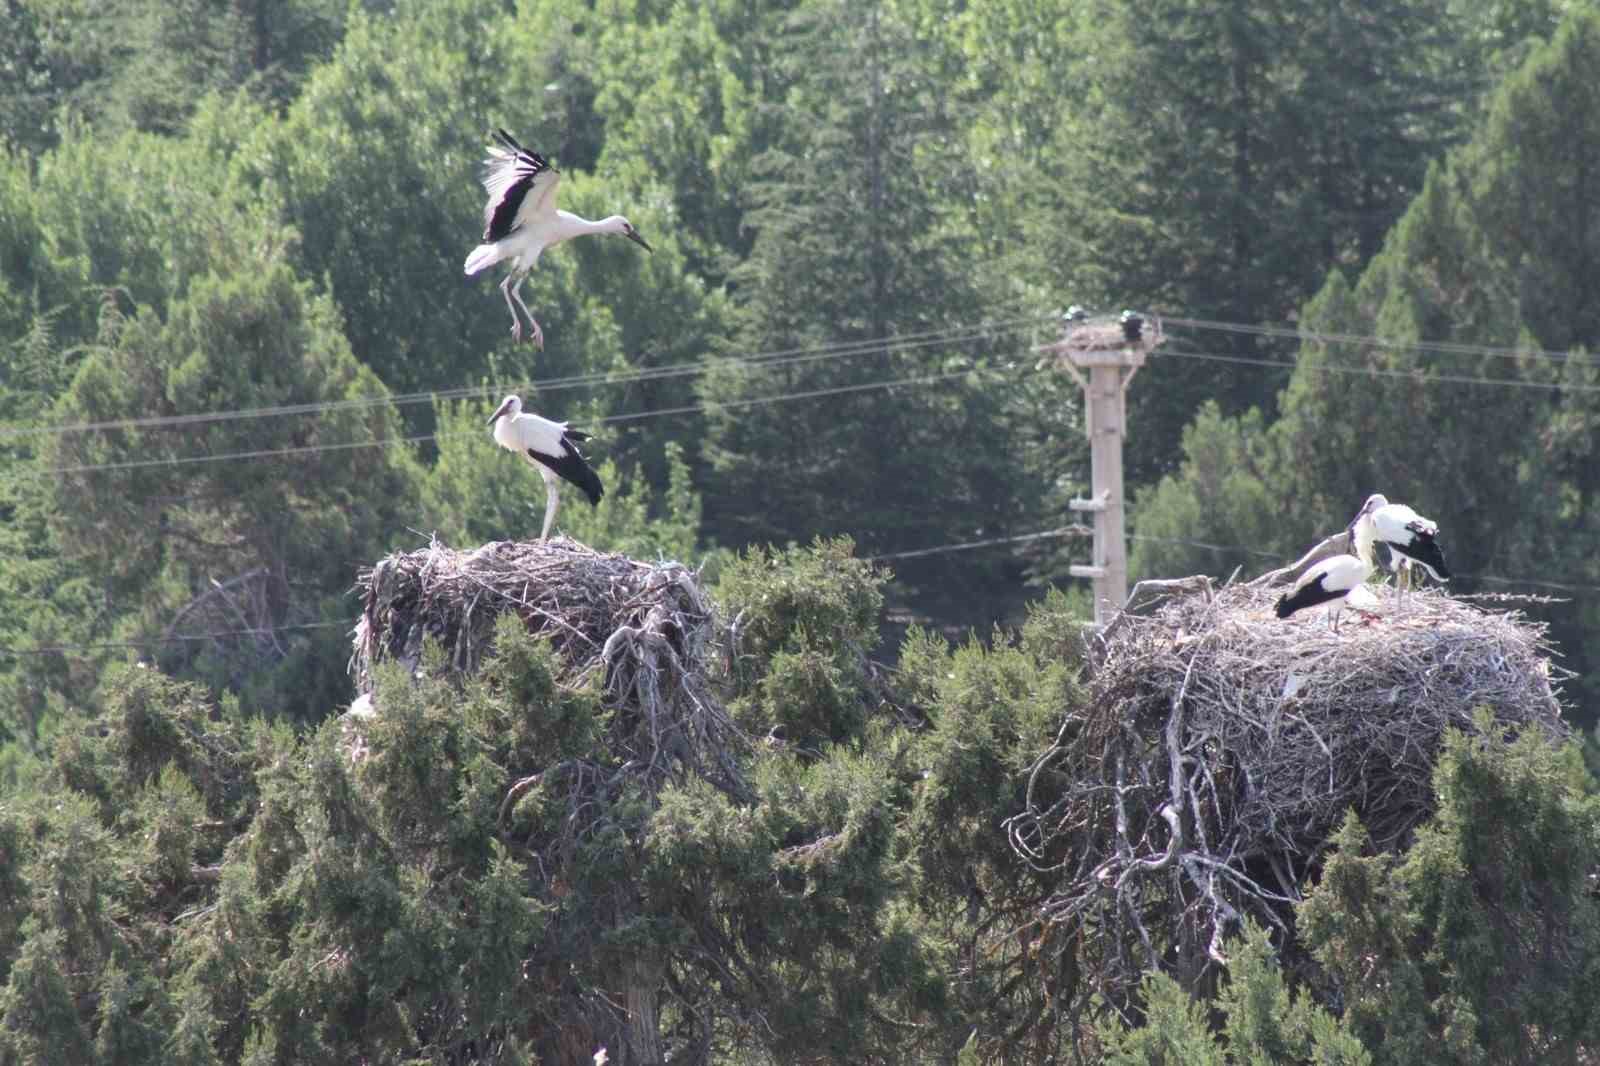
left=1396, top=536, right=1451, bottom=582
left=527, top=437, right=605, bottom=507
left=1276, top=577, right=1345, bottom=620
left=463, top=242, right=504, bottom=276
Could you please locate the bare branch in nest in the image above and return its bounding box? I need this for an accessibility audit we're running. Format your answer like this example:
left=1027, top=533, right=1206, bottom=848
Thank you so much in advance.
left=1245, top=529, right=1354, bottom=590
left=350, top=534, right=752, bottom=806
left=1007, top=577, right=1569, bottom=1008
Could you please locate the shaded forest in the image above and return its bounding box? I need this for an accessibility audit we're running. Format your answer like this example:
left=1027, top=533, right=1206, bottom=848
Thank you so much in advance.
left=3, top=0, right=1600, bottom=1063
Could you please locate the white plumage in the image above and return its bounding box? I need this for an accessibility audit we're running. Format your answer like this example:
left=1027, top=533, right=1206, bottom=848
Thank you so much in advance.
left=1350, top=493, right=1451, bottom=609
left=464, top=128, right=653, bottom=348
left=486, top=394, right=605, bottom=543
left=1275, top=552, right=1374, bottom=632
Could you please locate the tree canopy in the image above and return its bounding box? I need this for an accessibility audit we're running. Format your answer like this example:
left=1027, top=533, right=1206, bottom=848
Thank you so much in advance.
left=3, top=0, right=1600, bottom=1062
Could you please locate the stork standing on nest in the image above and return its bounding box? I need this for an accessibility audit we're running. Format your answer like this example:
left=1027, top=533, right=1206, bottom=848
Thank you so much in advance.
left=463, top=128, right=653, bottom=347
left=1350, top=493, right=1451, bottom=610
left=1275, top=500, right=1379, bottom=632
left=1275, top=552, right=1374, bottom=633
left=487, top=395, right=605, bottom=542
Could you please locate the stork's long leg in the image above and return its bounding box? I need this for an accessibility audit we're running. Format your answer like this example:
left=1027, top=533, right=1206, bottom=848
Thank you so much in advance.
left=539, top=470, right=560, bottom=544
left=508, top=282, right=544, bottom=349
left=500, top=274, right=524, bottom=343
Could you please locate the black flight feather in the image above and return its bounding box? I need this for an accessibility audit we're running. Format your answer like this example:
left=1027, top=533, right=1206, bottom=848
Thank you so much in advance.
left=1392, top=525, right=1450, bottom=581
left=527, top=432, right=604, bottom=506
left=482, top=128, right=555, bottom=242
left=1275, top=574, right=1346, bottom=619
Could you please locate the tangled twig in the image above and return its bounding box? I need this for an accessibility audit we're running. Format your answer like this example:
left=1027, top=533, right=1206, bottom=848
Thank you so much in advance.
left=1007, top=577, right=1569, bottom=1006
left=349, top=534, right=749, bottom=804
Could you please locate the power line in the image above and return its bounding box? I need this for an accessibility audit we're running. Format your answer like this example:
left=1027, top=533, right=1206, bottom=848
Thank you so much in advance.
left=18, top=362, right=1022, bottom=478
left=1167, top=314, right=1600, bottom=367
left=864, top=525, right=1090, bottom=562
left=9, top=530, right=1595, bottom=658
left=1128, top=533, right=1279, bottom=558
left=0, top=619, right=354, bottom=658
left=1156, top=346, right=1600, bottom=394
left=0, top=314, right=1053, bottom=440
left=10, top=308, right=1594, bottom=442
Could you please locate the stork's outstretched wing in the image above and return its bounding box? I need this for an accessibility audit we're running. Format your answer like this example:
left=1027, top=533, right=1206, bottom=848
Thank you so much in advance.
left=480, top=128, right=561, bottom=241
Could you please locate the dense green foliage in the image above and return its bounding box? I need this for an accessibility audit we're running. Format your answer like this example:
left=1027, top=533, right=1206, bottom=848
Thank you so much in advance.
left=1132, top=8, right=1600, bottom=712
left=4, top=0, right=1600, bottom=1061
left=2, top=544, right=1596, bottom=1063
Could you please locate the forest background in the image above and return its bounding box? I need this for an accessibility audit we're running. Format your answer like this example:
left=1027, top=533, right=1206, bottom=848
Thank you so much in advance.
left=3, top=0, right=1600, bottom=1063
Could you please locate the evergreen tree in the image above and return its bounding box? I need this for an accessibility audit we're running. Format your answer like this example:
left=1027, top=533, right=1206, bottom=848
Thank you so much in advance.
left=585, top=0, right=796, bottom=284
left=1300, top=716, right=1600, bottom=1065
left=898, top=590, right=1093, bottom=1063
left=698, top=0, right=1040, bottom=621
left=0, top=106, right=293, bottom=737
left=1096, top=925, right=1370, bottom=1066
left=40, top=235, right=420, bottom=717
left=1128, top=9, right=1600, bottom=725
left=1053, top=0, right=1479, bottom=487
left=0, top=0, right=355, bottom=145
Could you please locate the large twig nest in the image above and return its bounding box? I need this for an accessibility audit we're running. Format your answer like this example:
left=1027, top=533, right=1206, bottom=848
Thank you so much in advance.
left=1007, top=576, right=1568, bottom=999
left=349, top=535, right=746, bottom=798
left=349, top=538, right=752, bottom=1064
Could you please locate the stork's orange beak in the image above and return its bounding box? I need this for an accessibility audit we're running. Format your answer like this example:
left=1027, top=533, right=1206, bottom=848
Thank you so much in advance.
left=487, top=399, right=513, bottom=425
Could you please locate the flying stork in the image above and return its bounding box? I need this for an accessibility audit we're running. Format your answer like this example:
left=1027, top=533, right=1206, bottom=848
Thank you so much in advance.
left=1275, top=551, right=1375, bottom=632
left=1350, top=493, right=1451, bottom=608
left=486, top=395, right=605, bottom=543
left=463, top=128, right=653, bottom=347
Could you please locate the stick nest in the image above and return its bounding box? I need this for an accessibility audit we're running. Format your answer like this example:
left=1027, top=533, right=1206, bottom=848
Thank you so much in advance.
left=350, top=535, right=746, bottom=798
left=1007, top=574, right=1568, bottom=997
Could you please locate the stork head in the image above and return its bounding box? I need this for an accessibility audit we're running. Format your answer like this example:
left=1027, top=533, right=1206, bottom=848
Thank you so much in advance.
left=1345, top=493, right=1388, bottom=545
left=487, top=394, right=521, bottom=425
left=608, top=216, right=653, bottom=252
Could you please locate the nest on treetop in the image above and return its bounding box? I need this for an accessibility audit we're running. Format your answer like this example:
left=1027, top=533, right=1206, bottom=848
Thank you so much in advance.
left=1006, top=566, right=1568, bottom=1002
left=349, top=534, right=746, bottom=799
left=349, top=536, right=751, bottom=1063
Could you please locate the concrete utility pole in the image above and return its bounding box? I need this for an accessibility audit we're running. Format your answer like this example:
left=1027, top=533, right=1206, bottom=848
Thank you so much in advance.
left=1037, top=310, right=1165, bottom=626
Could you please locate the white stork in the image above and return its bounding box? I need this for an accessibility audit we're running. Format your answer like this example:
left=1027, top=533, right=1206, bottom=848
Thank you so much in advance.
left=463, top=128, right=653, bottom=348
left=1275, top=552, right=1374, bottom=632
left=1350, top=493, right=1450, bottom=609
left=487, top=395, right=605, bottom=542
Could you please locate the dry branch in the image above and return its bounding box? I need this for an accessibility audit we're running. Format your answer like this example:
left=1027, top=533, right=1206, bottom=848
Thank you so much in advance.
left=348, top=535, right=755, bottom=1064
left=350, top=534, right=749, bottom=802
left=1008, top=577, right=1569, bottom=1003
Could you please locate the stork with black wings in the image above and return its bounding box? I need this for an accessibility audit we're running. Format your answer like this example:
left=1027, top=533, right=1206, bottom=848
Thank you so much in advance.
left=463, top=128, right=653, bottom=347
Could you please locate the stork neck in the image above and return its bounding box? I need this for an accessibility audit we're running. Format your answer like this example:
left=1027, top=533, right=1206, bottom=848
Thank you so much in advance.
left=1352, top=516, right=1378, bottom=568
left=552, top=210, right=613, bottom=240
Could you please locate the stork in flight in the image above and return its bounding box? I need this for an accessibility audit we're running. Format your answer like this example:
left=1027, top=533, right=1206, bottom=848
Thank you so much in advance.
left=463, top=128, right=653, bottom=347
left=1350, top=493, right=1450, bottom=609
left=487, top=395, right=605, bottom=543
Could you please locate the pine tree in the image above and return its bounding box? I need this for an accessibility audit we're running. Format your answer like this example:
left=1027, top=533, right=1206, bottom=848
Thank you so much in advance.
left=1300, top=716, right=1600, bottom=1065
left=41, top=235, right=420, bottom=716
left=698, top=0, right=1036, bottom=619
left=1053, top=0, right=1480, bottom=487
